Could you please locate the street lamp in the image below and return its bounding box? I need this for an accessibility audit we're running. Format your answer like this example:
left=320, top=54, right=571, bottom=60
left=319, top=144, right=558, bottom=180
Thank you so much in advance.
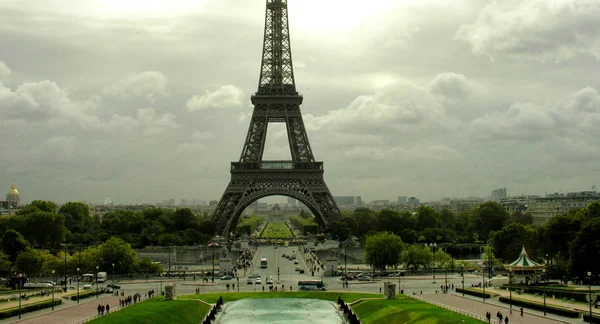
left=76, top=268, right=80, bottom=304
left=542, top=268, right=547, bottom=316
left=482, top=261, right=486, bottom=302
left=461, top=266, right=465, bottom=296
left=52, top=270, right=55, bottom=310
left=112, top=263, right=115, bottom=288
left=509, top=267, right=512, bottom=312
left=18, top=273, right=22, bottom=319
left=588, top=271, right=593, bottom=321
left=208, top=242, right=220, bottom=283
left=96, top=265, right=99, bottom=298
left=63, top=244, right=68, bottom=293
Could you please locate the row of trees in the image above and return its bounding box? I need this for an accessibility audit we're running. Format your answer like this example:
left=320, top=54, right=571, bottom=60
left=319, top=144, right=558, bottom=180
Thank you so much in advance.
left=331, top=201, right=600, bottom=279
left=0, top=200, right=217, bottom=250
left=0, top=232, right=162, bottom=279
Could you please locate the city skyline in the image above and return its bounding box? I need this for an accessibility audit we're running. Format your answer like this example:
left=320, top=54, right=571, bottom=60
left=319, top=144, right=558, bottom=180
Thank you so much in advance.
left=1, top=0, right=599, bottom=204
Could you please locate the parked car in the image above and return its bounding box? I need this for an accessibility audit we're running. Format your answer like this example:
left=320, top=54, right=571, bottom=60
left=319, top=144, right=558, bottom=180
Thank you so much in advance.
left=249, top=273, right=261, bottom=279
left=83, top=284, right=92, bottom=290
left=293, top=260, right=299, bottom=265
left=255, top=277, right=262, bottom=284
left=266, top=276, right=273, bottom=284
left=247, top=278, right=253, bottom=284
left=107, top=283, right=121, bottom=289
left=358, top=276, right=372, bottom=281
left=220, top=275, right=233, bottom=280
left=299, top=269, right=305, bottom=274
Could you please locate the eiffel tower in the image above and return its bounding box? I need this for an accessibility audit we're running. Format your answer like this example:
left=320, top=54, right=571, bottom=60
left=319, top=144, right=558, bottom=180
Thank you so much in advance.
left=212, top=0, right=341, bottom=236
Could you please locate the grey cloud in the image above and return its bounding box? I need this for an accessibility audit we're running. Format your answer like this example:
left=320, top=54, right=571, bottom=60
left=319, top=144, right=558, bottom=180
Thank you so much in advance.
left=456, top=0, right=600, bottom=62
left=429, top=72, right=474, bottom=100
left=103, top=71, right=169, bottom=104
left=185, top=85, right=245, bottom=111
left=0, top=60, right=10, bottom=80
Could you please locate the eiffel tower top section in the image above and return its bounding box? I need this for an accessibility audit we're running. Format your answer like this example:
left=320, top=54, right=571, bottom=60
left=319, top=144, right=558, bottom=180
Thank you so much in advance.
left=256, top=0, right=298, bottom=96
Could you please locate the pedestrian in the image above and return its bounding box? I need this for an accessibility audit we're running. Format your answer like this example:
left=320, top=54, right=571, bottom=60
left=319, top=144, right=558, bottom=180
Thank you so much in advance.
left=262, top=285, right=265, bottom=292
left=504, top=316, right=509, bottom=324
left=97, top=304, right=102, bottom=316
left=520, top=308, right=523, bottom=317
left=106, top=304, right=110, bottom=314
left=101, top=304, right=105, bottom=315
left=290, top=285, right=292, bottom=291
left=499, top=312, right=503, bottom=324
left=379, top=287, right=382, bottom=294
left=486, top=311, right=491, bottom=323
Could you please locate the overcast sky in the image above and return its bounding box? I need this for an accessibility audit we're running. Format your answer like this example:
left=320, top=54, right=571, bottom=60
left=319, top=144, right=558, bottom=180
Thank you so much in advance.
left=1, top=0, right=600, bottom=205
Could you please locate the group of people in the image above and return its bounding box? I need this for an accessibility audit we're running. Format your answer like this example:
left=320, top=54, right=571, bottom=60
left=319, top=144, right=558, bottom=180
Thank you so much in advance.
left=96, top=303, right=110, bottom=316
left=485, top=308, right=523, bottom=323
left=119, top=293, right=140, bottom=307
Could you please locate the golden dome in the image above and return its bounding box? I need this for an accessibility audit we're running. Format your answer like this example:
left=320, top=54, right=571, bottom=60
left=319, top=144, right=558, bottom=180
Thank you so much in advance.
left=7, top=181, right=19, bottom=197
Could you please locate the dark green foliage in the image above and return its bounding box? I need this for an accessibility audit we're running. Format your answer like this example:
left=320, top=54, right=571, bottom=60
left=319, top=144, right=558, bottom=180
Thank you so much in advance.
left=0, top=298, right=62, bottom=319
left=498, top=296, right=580, bottom=318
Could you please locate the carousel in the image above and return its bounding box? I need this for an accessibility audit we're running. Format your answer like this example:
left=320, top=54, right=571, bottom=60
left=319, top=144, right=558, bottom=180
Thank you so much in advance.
left=506, top=246, right=545, bottom=285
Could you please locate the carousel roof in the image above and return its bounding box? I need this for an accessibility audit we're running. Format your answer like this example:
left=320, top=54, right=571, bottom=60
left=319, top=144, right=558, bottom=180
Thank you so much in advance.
left=508, top=246, right=542, bottom=268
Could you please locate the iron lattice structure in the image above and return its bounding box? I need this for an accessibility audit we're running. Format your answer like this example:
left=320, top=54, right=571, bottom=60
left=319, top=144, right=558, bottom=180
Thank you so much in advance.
left=212, top=0, right=341, bottom=236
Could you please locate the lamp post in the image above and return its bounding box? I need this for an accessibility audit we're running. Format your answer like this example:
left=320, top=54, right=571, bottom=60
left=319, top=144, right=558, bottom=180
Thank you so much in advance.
left=482, top=262, right=486, bottom=302
left=168, top=244, right=171, bottom=279
left=461, top=266, right=465, bottom=296
left=63, top=244, right=68, bottom=292
left=509, top=267, right=512, bottom=312
left=588, top=271, right=593, bottom=321
left=52, top=270, right=55, bottom=310
left=208, top=242, right=219, bottom=283
left=18, top=273, right=22, bottom=319
left=76, top=267, right=80, bottom=304
left=542, top=268, right=547, bottom=316
left=112, top=263, right=115, bottom=288
left=96, top=265, right=99, bottom=298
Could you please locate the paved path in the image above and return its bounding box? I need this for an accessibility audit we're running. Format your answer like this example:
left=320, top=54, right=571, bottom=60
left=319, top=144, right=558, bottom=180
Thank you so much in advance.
left=7, top=295, right=122, bottom=324
left=418, top=293, right=580, bottom=324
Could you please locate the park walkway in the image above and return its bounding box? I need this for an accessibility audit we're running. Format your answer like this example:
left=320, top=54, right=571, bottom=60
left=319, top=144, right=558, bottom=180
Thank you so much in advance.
left=418, top=292, right=584, bottom=324
left=6, top=294, right=121, bottom=324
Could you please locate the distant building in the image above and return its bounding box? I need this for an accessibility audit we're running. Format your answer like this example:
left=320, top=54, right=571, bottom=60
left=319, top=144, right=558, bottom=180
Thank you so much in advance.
left=333, top=196, right=362, bottom=207
left=407, top=197, right=420, bottom=208
left=1, top=180, right=20, bottom=209
left=287, top=197, right=297, bottom=206
left=501, top=191, right=600, bottom=225
left=397, top=196, right=408, bottom=205
left=180, top=199, right=189, bottom=206
left=491, top=188, right=507, bottom=203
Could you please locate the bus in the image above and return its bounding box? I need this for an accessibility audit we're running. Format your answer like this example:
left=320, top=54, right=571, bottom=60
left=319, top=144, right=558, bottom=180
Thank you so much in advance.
left=82, top=273, right=95, bottom=282
left=260, top=257, right=268, bottom=268
left=298, top=280, right=327, bottom=291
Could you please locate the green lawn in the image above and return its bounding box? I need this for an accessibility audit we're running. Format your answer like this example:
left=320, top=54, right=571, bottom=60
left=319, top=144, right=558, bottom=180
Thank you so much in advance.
left=86, top=297, right=211, bottom=324
left=180, top=292, right=486, bottom=323
left=260, top=222, right=294, bottom=239
left=352, top=296, right=486, bottom=324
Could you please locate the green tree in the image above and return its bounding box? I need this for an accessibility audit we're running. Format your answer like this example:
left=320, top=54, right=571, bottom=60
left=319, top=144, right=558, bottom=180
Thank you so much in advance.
left=31, top=200, right=58, bottom=214
left=15, top=248, right=46, bottom=277
left=415, top=206, right=441, bottom=231
left=474, top=202, right=509, bottom=241
left=493, top=223, right=537, bottom=261
left=97, top=237, right=138, bottom=274
left=0, top=251, right=11, bottom=274
left=569, top=217, right=600, bottom=278
left=364, top=232, right=404, bottom=272
left=1, top=229, right=30, bottom=262
left=137, top=257, right=163, bottom=275
left=59, top=201, right=93, bottom=234
left=328, top=220, right=352, bottom=241
left=404, top=245, right=433, bottom=271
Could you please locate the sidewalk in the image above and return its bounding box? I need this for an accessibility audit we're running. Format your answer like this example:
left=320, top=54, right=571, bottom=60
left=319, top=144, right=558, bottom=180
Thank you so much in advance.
left=0, top=290, right=79, bottom=311
left=7, top=294, right=122, bottom=324
left=419, top=292, right=577, bottom=324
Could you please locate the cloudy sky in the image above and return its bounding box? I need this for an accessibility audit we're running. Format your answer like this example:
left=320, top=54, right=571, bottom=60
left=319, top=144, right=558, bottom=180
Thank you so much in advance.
left=1, top=0, right=600, bottom=205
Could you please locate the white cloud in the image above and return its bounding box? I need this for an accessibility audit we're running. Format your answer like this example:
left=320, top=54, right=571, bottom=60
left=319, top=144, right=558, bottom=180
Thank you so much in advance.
left=429, top=72, right=474, bottom=100
left=103, top=71, right=168, bottom=103
left=456, top=0, right=600, bottom=62
left=0, top=60, right=10, bottom=81
left=185, top=85, right=244, bottom=111
left=0, top=80, right=75, bottom=121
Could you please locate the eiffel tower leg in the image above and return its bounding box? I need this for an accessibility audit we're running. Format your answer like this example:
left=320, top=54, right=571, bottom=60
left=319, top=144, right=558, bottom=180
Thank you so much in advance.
left=212, top=171, right=341, bottom=237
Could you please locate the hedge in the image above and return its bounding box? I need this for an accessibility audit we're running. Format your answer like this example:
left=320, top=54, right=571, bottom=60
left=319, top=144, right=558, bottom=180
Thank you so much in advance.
left=0, top=298, right=63, bottom=319
left=501, top=284, right=596, bottom=303
left=69, top=290, right=103, bottom=301
left=498, top=296, right=580, bottom=318
left=583, top=314, right=600, bottom=323
left=455, top=288, right=493, bottom=299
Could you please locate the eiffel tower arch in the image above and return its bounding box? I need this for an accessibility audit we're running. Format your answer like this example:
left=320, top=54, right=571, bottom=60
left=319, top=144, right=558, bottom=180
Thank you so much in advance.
left=212, top=0, right=341, bottom=236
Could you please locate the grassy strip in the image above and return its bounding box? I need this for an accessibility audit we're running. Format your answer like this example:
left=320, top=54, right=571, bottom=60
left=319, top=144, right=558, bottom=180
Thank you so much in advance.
left=352, top=295, right=486, bottom=324
left=86, top=297, right=211, bottom=324
left=498, top=296, right=580, bottom=318
left=0, top=298, right=63, bottom=319
left=260, top=222, right=294, bottom=239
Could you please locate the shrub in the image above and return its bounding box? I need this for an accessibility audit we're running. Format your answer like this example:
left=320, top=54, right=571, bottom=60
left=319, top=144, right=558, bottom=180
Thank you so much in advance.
left=583, top=314, right=600, bottom=323
left=69, top=290, right=103, bottom=301
left=456, top=288, right=492, bottom=299
left=498, top=296, right=580, bottom=318
left=0, top=299, right=63, bottom=319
